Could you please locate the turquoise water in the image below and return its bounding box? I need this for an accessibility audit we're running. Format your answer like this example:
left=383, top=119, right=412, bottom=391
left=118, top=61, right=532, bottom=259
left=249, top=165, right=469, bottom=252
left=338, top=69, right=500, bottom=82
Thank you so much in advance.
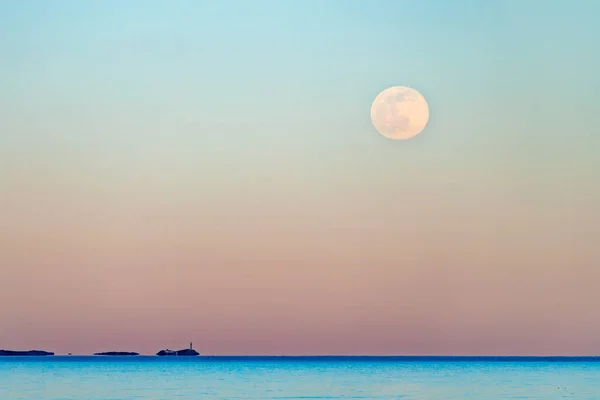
left=1, top=357, right=599, bottom=399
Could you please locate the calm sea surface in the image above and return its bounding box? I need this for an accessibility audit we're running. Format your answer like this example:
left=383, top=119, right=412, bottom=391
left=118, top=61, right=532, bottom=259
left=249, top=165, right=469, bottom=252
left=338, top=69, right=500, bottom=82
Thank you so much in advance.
left=0, top=356, right=599, bottom=399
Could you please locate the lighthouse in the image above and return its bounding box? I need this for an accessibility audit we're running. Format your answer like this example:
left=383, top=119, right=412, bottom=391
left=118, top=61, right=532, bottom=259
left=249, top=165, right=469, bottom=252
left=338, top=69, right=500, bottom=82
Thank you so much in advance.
left=190, top=342, right=193, bottom=350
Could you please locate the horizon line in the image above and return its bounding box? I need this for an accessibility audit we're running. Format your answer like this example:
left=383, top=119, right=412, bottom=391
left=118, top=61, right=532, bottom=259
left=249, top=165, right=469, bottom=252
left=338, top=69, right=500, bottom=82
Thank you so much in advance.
left=4, top=353, right=600, bottom=359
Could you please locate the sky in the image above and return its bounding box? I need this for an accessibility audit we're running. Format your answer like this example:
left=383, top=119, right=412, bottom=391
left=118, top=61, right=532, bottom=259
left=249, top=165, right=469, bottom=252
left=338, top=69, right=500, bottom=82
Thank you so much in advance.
left=1, top=0, right=599, bottom=356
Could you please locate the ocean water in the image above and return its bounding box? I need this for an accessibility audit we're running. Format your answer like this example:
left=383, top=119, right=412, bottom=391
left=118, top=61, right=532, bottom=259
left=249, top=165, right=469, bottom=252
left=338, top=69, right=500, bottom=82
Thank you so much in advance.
left=0, top=356, right=599, bottom=399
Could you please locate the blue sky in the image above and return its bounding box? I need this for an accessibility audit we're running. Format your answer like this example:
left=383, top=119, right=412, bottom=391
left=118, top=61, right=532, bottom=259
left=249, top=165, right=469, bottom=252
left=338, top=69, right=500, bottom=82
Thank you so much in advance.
left=2, top=0, right=598, bottom=176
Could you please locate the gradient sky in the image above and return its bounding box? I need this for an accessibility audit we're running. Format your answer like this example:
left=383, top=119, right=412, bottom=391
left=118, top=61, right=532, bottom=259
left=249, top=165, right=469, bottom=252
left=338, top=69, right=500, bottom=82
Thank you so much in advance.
left=1, top=0, right=599, bottom=356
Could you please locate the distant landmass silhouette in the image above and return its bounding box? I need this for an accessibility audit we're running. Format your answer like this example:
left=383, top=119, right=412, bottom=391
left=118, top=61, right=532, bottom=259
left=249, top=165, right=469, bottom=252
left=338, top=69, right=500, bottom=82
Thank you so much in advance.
left=0, top=343, right=199, bottom=356
left=157, top=343, right=199, bottom=356
left=0, top=350, right=54, bottom=356
left=156, top=349, right=199, bottom=356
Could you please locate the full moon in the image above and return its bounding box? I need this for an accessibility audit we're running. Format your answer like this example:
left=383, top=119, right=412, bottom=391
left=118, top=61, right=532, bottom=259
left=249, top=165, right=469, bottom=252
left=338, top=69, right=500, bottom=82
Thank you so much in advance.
left=370, top=86, right=430, bottom=140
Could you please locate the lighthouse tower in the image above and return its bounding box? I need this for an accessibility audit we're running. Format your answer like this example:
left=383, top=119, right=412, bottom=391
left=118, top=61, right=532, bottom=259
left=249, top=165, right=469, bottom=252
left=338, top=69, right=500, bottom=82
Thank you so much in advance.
left=190, top=342, right=193, bottom=350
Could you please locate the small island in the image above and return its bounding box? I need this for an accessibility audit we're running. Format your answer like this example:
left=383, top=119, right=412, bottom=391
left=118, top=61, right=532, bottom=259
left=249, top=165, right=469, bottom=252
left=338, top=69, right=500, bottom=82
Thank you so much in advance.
left=157, top=343, right=199, bottom=356
left=0, top=349, right=54, bottom=356
left=93, top=351, right=140, bottom=356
